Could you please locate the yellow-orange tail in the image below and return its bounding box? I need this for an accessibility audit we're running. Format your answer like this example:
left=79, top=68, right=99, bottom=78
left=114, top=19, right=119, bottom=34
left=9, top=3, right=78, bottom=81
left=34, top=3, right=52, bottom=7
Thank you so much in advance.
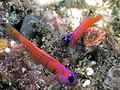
left=94, top=14, right=102, bottom=22
left=5, top=24, right=21, bottom=40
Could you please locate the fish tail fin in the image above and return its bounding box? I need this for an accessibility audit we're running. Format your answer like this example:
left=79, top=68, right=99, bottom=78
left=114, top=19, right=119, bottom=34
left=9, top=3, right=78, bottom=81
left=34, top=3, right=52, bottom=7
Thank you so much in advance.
left=94, top=14, right=102, bottom=22
left=5, top=24, right=21, bottom=39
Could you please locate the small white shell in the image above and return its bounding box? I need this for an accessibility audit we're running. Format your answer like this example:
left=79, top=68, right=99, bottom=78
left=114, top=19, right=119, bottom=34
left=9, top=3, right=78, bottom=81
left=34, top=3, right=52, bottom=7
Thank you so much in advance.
left=85, top=67, right=94, bottom=76
left=83, top=79, right=91, bottom=87
left=5, top=47, right=11, bottom=53
left=10, top=40, right=16, bottom=47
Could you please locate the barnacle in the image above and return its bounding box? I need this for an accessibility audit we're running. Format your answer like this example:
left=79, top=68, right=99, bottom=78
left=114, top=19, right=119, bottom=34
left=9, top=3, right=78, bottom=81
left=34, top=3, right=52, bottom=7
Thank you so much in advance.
left=0, top=39, right=8, bottom=53
left=84, top=26, right=106, bottom=47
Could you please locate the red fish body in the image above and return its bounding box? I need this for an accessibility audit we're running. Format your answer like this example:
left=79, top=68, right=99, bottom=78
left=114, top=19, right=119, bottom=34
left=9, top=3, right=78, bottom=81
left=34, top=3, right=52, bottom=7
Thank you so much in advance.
left=61, top=14, right=102, bottom=47
left=4, top=24, right=78, bottom=86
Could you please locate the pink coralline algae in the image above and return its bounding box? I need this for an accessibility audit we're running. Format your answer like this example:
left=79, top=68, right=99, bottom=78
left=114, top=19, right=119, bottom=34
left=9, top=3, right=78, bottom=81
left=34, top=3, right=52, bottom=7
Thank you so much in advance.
left=84, top=26, right=106, bottom=47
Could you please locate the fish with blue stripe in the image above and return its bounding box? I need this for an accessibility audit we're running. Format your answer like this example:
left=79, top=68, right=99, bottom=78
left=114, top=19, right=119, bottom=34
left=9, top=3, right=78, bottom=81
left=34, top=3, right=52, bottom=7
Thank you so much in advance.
left=4, top=23, right=78, bottom=86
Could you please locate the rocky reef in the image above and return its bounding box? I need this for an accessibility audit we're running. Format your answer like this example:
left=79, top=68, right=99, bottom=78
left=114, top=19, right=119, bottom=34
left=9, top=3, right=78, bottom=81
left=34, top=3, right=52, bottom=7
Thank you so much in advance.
left=0, top=0, right=120, bottom=90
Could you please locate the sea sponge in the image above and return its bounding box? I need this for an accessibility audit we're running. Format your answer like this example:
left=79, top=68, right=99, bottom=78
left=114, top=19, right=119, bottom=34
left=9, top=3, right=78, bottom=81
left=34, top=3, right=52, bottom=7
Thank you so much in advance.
left=84, top=26, right=106, bottom=47
left=0, top=39, right=8, bottom=53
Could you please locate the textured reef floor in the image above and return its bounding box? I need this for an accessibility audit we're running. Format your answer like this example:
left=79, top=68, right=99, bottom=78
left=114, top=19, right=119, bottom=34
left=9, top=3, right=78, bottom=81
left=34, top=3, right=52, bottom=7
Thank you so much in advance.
left=0, top=0, right=120, bottom=90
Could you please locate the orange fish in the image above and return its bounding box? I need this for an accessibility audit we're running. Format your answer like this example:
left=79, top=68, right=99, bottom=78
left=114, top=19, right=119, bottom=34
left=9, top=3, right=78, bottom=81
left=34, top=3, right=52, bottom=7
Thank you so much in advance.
left=61, top=14, right=102, bottom=47
left=4, top=23, right=78, bottom=86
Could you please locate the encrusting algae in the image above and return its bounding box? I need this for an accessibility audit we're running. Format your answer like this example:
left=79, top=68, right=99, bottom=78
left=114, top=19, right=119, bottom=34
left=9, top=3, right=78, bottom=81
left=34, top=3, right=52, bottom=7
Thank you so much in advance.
left=84, top=26, right=106, bottom=47
left=0, top=39, right=8, bottom=53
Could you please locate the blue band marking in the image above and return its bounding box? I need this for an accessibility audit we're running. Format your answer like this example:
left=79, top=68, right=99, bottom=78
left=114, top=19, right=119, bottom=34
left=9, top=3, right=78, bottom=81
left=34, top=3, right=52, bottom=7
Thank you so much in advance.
left=38, top=53, right=44, bottom=61
left=60, top=65, right=65, bottom=81
left=70, top=32, right=76, bottom=45
left=52, top=63, right=74, bottom=84
left=52, top=63, right=66, bottom=82
left=44, top=58, right=51, bottom=68
left=52, top=63, right=61, bottom=74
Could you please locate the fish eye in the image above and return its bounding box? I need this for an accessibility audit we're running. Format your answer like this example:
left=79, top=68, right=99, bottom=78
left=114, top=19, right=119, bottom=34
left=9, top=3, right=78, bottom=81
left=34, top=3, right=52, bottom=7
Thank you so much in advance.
left=68, top=76, right=74, bottom=83
left=61, top=37, right=70, bottom=47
